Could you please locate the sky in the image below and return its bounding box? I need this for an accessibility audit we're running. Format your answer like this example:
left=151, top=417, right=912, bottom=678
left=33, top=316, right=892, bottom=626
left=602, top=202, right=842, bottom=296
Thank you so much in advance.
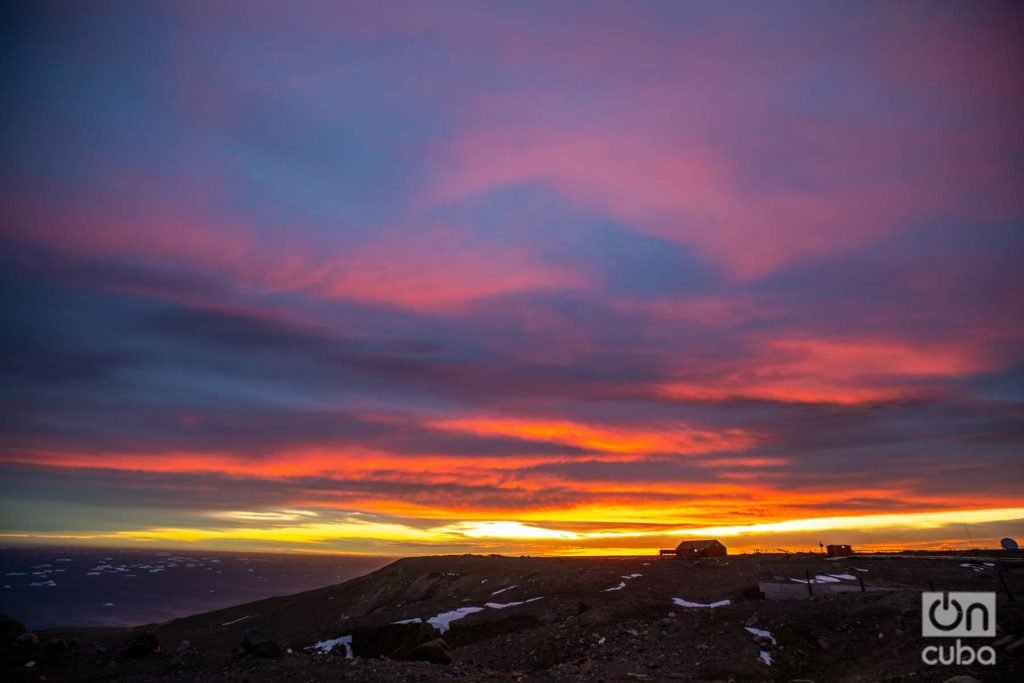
left=1, top=0, right=1023, bottom=556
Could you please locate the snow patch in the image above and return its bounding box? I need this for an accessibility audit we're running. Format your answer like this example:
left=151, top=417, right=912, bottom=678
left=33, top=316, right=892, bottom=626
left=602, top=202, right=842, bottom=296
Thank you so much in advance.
left=603, top=581, right=626, bottom=592
left=672, top=597, right=730, bottom=608
left=759, top=650, right=773, bottom=666
left=428, top=606, right=485, bottom=633
left=392, top=617, right=423, bottom=625
left=490, top=585, right=516, bottom=596
left=312, top=635, right=351, bottom=657
left=745, top=627, right=776, bottom=645
left=220, top=615, right=251, bottom=626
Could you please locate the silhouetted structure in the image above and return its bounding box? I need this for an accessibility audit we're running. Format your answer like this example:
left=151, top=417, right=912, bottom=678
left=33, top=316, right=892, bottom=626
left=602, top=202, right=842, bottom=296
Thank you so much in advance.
left=676, top=539, right=727, bottom=558
left=826, top=544, right=853, bottom=557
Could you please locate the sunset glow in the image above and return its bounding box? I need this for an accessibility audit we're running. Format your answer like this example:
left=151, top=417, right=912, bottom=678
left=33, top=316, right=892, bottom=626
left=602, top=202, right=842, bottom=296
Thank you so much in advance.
left=2, top=1, right=1022, bottom=557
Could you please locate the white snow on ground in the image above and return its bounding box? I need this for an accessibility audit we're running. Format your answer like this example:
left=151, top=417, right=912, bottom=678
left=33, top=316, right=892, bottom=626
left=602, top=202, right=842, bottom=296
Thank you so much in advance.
left=29, top=580, right=56, bottom=587
left=490, top=585, right=516, bottom=596
left=428, top=606, right=485, bottom=633
left=597, top=637, right=606, bottom=645
left=312, top=635, right=352, bottom=657
left=759, top=651, right=773, bottom=666
left=672, top=597, right=730, bottom=608
left=103, top=603, right=114, bottom=607
left=604, top=573, right=642, bottom=591
left=745, top=627, right=776, bottom=645
left=486, top=601, right=524, bottom=609
left=220, top=615, right=251, bottom=626
left=854, top=568, right=869, bottom=572
left=485, top=597, right=543, bottom=610
left=394, top=597, right=545, bottom=632
left=791, top=574, right=851, bottom=584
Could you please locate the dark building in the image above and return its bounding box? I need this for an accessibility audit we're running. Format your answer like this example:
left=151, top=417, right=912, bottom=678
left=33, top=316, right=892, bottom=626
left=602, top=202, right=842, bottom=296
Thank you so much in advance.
left=826, top=544, right=853, bottom=557
left=675, top=539, right=727, bottom=558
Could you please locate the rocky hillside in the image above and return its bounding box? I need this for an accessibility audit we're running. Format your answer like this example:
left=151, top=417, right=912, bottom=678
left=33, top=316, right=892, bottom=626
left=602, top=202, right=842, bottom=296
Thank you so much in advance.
left=3, top=552, right=1023, bottom=681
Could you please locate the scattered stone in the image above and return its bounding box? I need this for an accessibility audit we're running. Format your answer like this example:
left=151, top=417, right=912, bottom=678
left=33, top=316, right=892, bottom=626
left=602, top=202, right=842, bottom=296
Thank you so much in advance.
left=120, top=631, right=160, bottom=659
left=242, top=630, right=282, bottom=658
left=745, top=614, right=758, bottom=627
left=817, top=637, right=831, bottom=651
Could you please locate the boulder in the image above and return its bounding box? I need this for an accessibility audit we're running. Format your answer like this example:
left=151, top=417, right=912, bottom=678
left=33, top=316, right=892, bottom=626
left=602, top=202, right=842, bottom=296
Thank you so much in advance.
left=0, top=613, right=26, bottom=642
left=351, top=622, right=440, bottom=660
left=15, top=633, right=39, bottom=648
left=242, top=630, right=282, bottom=658
left=409, top=638, right=452, bottom=664
left=120, top=631, right=160, bottom=659
left=46, top=638, right=72, bottom=654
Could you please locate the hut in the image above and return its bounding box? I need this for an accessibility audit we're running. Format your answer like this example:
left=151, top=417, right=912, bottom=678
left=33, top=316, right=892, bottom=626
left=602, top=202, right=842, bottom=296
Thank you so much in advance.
left=826, top=544, right=853, bottom=557
left=676, top=539, right=727, bottom=558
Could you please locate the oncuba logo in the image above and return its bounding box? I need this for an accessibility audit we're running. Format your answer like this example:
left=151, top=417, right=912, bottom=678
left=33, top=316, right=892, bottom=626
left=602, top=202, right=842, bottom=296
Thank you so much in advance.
left=921, top=592, right=996, bottom=666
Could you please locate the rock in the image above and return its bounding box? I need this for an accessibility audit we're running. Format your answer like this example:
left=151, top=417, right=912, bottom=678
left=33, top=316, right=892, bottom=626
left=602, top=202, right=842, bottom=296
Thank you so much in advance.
left=175, top=639, right=192, bottom=654
left=16, top=633, right=40, bottom=648
left=577, top=602, right=590, bottom=615
left=120, top=631, right=160, bottom=659
left=1007, top=636, right=1024, bottom=655
left=408, top=638, right=452, bottom=665
left=817, top=637, right=831, bottom=651
left=0, top=613, right=26, bottom=642
left=46, top=639, right=71, bottom=654
left=745, top=614, right=758, bottom=627
left=993, top=634, right=1015, bottom=648
left=351, top=622, right=439, bottom=660
left=241, top=630, right=282, bottom=658
left=942, top=677, right=981, bottom=683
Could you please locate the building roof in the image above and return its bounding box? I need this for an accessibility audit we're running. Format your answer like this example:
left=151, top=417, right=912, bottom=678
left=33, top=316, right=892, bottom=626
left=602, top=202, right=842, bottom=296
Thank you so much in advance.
left=677, top=539, right=724, bottom=549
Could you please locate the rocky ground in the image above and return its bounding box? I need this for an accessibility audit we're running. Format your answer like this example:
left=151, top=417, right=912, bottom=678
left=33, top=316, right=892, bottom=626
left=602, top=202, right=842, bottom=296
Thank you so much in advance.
left=3, top=551, right=1023, bottom=682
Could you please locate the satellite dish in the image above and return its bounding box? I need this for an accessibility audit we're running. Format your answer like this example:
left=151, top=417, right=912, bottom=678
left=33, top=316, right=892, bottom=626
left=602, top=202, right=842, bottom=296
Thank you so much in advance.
left=1000, top=537, right=1019, bottom=550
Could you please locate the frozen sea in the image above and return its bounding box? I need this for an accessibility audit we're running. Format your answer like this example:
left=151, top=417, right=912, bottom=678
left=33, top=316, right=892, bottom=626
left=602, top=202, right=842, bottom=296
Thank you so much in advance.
left=0, top=546, right=392, bottom=630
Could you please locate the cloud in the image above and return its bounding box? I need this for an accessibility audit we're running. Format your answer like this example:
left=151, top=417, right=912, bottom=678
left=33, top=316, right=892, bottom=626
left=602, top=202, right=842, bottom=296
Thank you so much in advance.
left=1, top=1, right=1022, bottom=553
